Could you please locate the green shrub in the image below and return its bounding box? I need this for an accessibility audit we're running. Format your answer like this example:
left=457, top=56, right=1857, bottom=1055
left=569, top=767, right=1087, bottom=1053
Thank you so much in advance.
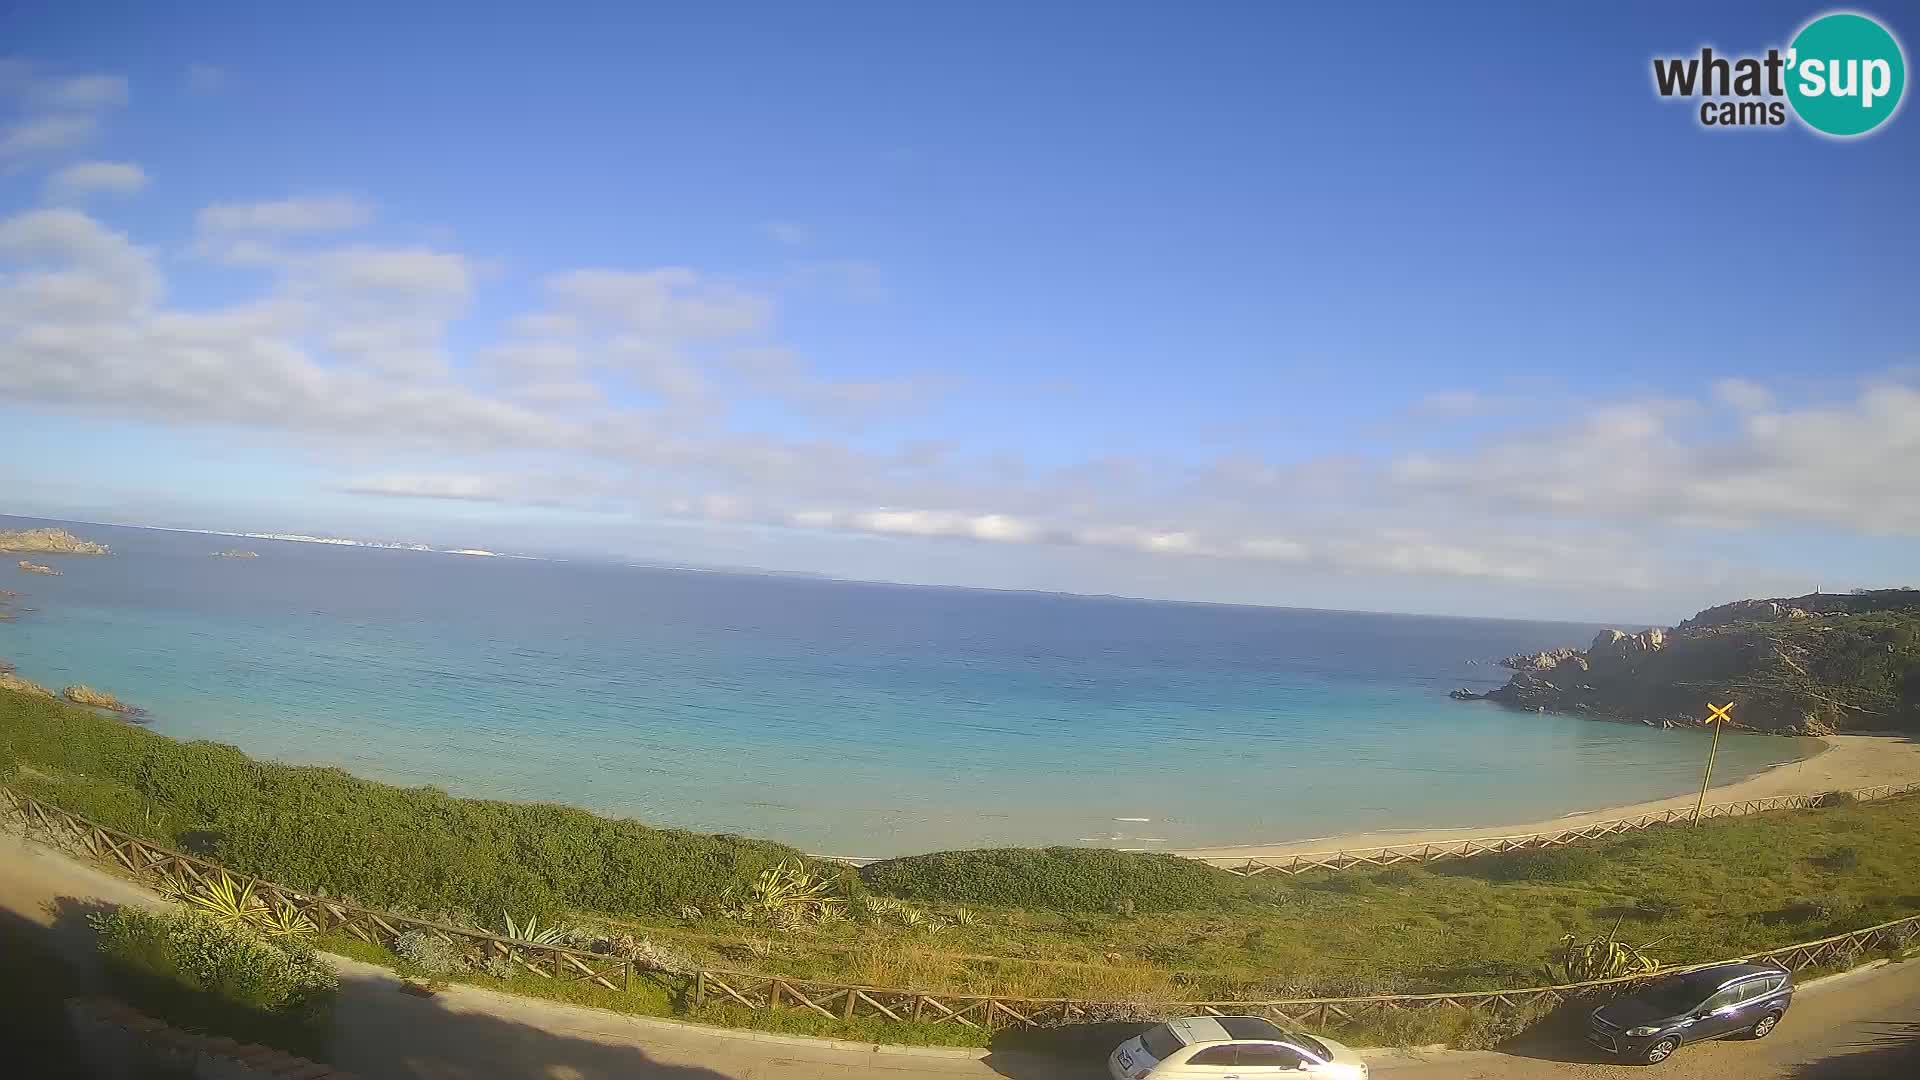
left=1813, top=846, right=1861, bottom=871
left=858, top=847, right=1246, bottom=912
left=393, top=930, right=470, bottom=977
left=1, top=688, right=838, bottom=918
left=89, top=907, right=336, bottom=1058
left=1465, top=847, right=1606, bottom=883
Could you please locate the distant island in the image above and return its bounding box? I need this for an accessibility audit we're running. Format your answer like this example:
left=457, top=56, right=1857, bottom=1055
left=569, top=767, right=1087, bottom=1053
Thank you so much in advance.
left=211, top=549, right=260, bottom=559
left=1454, top=588, right=1920, bottom=735
left=0, top=527, right=109, bottom=556
left=16, top=560, right=60, bottom=577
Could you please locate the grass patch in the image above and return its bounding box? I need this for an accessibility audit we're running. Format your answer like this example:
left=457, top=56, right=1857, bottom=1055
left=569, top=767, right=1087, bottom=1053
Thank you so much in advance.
left=858, top=847, right=1252, bottom=912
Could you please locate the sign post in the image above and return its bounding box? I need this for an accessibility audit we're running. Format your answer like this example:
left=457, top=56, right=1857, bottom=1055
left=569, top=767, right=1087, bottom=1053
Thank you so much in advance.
left=1692, top=701, right=1733, bottom=826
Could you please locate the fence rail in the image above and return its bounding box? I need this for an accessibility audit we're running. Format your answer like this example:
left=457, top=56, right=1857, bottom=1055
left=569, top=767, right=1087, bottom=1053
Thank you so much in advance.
left=6, top=783, right=1919, bottom=1037
left=1196, top=783, right=1920, bottom=877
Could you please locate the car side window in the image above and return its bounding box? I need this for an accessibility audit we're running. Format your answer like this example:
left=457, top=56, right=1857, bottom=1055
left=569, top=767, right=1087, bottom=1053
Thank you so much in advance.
left=1747, top=975, right=1785, bottom=1000
left=1236, top=1043, right=1309, bottom=1068
left=1702, top=986, right=1743, bottom=1012
left=1188, top=1046, right=1238, bottom=1066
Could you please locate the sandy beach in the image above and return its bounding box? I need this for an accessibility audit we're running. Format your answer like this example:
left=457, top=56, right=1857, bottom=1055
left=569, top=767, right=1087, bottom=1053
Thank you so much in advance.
left=1174, top=732, right=1920, bottom=862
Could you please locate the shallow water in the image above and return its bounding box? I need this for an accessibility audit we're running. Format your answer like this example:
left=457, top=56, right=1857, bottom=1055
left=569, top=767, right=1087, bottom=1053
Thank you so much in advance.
left=0, top=515, right=1814, bottom=856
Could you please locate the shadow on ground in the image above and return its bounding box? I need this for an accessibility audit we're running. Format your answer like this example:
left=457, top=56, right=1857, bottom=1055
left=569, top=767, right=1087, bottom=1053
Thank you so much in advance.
left=20, top=894, right=739, bottom=1080
left=1789, top=1019, right=1920, bottom=1080
left=328, top=968, right=740, bottom=1080
left=983, top=1022, right=1149, bottom=1079
left=0, top=903, right=95, bottom=1079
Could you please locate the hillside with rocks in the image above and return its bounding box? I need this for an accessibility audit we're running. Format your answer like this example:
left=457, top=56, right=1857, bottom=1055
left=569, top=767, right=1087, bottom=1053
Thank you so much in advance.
left=1453, top=589, right=1920, bottom=734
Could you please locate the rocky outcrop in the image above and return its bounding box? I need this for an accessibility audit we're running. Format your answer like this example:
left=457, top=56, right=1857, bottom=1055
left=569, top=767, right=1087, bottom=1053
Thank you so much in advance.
left=0, top=527, right=109, bottom=555
left=17, top=560, right=60, bottom=576
left=1, top=671, right=56, bottom=697
left=1499, top=647, right=1580, bottom=671
left=212, top=549, right=260, bottom=558
left=62, top=684, right=147, bottom=719
left=1454, top=589, right=1920, bottom=735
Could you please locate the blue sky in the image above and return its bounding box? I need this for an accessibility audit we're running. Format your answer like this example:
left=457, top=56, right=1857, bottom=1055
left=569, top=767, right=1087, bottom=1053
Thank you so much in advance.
left=2, top=1, right=1916, bottom=622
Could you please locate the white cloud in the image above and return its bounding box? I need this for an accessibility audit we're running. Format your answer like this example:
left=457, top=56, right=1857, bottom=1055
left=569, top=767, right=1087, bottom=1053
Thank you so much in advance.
left=343, top=474, right=512, bottom=502
left=196, top=196, right=372, bottom=236
left=0, top=114, right=96, bottom=161
left=186, top=64, right=226, bottom=93
left=1, top=68, right=128, bottom=165
left=45, top=161, right=148, bottom=200
left=34, top=74, right=128, bottom=110
left=764, top=221, right=810, bottom=246
left=1410, top=388, right=1487, bottom=417
left=1713, top=377, right=1775, bottom=413
left=6, top=197, right=1914, bottom=603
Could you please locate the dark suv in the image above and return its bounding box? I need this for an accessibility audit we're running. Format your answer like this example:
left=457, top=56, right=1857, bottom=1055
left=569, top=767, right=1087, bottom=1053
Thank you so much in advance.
left=1586, top=962, right=1794, bottom=1065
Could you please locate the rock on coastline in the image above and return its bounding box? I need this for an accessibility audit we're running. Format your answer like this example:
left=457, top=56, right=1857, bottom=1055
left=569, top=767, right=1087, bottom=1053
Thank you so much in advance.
left=212, top=549, right=260, bottom=559
left=60, top=684, right=147, bottom=721
left=16, top=560, right=60, bottom=576
left=0, top=527, right=110, bottom=556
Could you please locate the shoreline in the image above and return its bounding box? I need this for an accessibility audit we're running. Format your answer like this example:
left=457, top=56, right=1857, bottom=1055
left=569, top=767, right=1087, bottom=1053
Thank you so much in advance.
left=1172, top=732, right=1920, bottom=861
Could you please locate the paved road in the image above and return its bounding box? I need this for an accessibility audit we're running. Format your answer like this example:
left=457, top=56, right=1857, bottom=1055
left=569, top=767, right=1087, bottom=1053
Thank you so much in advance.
left=1377, top=961, right=1920, bottom=1080
left=4, top=830, right=1915, bottom=1079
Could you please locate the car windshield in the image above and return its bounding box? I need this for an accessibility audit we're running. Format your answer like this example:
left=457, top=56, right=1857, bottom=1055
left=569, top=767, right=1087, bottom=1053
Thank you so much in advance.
left=1141, top=1024, right=1184, bottom=1060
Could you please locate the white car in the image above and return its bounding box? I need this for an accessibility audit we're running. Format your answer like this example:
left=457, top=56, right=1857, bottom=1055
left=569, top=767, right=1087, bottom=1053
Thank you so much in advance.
left=1108, top=1016, right=1368, bottom=1079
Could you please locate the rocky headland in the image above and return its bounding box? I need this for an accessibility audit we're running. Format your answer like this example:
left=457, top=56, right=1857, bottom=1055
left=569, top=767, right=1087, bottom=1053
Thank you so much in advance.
left=0, top=527, right=110, bottom=556
left=1453, top=589, right=1920, bottom=735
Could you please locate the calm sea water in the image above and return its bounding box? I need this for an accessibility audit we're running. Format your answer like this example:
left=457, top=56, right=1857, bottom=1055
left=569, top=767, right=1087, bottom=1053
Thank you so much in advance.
left=0, top=515, right=1813, bottom=856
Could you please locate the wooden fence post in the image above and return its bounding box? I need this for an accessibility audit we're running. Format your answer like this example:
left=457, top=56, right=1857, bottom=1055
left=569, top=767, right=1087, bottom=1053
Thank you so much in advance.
left=694, top=970, right=706, bottom=1009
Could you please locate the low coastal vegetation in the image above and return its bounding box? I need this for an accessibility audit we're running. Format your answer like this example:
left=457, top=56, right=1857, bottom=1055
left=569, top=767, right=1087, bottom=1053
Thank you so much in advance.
left=90, top=906, right=338, bottom=1059
left=6, top=684, right=1919, bottom=1033
left=0, top=526, right=111, bottom=555
left=1458, top=588, right=1920, bottom=734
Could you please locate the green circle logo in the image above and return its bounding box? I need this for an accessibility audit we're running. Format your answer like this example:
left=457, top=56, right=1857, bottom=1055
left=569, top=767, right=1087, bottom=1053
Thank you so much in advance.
left=1787, top=12, right=1906, bottom=136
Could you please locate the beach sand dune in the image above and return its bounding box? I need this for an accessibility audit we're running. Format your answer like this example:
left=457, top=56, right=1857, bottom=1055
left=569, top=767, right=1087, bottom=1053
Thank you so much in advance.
left=1174, top=732, right=1920, bottom=862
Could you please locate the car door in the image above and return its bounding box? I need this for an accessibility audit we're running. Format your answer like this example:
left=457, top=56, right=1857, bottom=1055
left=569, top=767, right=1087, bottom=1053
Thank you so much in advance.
left=1688, top=982, right=1751, bottom=1040
left=1230, top=1042, right=1315, bottom=1076
left=1163, top=1045, right=1241, bottom=1078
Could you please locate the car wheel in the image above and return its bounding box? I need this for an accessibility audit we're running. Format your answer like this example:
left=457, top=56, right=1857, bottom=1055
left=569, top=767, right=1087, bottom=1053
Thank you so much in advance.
left=1749, top=1012, right=1781, bottom=1039
left=1644, top=1037, right=1679, bottom=1064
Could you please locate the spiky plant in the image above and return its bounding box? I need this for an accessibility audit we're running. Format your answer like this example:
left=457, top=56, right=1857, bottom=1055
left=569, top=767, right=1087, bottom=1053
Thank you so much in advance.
left=726, top=860, right=846, bottom=924
left=1544, top=921, right=1664, bottom=984
left=501, top=913, right=568, bottom=946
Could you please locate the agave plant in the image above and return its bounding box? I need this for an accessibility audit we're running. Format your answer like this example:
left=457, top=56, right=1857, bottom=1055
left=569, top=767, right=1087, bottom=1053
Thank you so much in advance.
left=157, top=869, right=317, bottom=938
left=253, top=895, right=318, bottom=939
left=167, top=870, right=266, bottom=931
left=726, top=861, right=846, bottom=925
left=1545, top=921, right=1664, bottom=984
left=501, top=913, right=568, bottom=946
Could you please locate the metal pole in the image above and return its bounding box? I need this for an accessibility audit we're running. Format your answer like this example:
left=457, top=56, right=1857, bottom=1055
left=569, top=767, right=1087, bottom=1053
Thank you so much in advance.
left=1692, top=712, right=1725, bottom=826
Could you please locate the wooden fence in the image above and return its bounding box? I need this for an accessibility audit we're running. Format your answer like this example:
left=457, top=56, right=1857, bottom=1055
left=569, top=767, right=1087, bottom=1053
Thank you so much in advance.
left=1195, top=783, right=1920, bottom=877
left=6, top=783, right=1919, bottom=1037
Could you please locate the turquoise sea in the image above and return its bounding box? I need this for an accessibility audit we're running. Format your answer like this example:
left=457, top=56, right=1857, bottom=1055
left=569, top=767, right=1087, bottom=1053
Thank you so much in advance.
left=0, top=515, right=1814, bottom=857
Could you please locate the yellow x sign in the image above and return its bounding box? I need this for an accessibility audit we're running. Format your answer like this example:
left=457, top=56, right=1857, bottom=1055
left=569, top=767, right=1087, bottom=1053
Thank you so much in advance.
left=1706, top=702, right=1733, bottom=724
